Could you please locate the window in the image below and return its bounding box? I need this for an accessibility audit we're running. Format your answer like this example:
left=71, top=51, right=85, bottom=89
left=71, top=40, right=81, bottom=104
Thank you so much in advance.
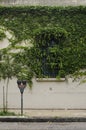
left=38, top=40, right=59, bottom=78
left=32, top=27, right=68, bottom=78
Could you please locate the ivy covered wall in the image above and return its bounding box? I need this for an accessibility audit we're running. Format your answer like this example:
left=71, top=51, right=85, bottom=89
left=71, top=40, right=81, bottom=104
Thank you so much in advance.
left=0, top=6, right=86, bottom=83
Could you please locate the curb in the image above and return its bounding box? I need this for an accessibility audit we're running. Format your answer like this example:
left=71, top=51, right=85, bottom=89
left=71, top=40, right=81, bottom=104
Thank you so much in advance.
left=1, top=116, right=86, bottom=122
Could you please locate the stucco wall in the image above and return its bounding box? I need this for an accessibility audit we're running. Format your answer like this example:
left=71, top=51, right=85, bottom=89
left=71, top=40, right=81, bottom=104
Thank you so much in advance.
left=0, top=78, right=86, bottom=110
left=0, top=32, right=86, bottom=111
left=0, top=0, right=86, bottom=6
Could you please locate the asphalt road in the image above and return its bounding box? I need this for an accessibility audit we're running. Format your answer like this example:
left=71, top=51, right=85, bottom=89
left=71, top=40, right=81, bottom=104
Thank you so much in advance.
left=1, top=122, right=86, bottom=130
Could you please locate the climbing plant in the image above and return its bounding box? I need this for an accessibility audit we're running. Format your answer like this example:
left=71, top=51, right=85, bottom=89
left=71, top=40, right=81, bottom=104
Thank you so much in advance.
left=0, top=6, right=85, bottom=82
left=0, top=30, right=6, bottom=40
left=29, top=27, right=68, bottom=78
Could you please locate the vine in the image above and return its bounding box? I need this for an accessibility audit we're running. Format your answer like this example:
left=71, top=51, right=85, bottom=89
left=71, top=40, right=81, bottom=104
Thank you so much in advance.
left=0, top=29, right=6, bottom=40
left=0, top=6, right=86, bottom=84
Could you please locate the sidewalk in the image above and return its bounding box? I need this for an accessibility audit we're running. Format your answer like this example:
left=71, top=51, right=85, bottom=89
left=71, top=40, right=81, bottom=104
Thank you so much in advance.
left=23, top=109, right=86, bottom=118
left=1, top=109, right=86, bottom=122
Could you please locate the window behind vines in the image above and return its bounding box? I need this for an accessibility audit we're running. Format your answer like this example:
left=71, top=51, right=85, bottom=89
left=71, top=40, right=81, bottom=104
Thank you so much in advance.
left=40, top=39, right=59, bottom=77
left=31, top=27, right=68, bottom=78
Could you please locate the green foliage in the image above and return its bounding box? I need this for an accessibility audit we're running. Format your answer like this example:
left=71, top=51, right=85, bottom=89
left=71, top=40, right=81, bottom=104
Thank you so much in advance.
left=31, top=27, right=68, bottom=77
left=0, top=30, right=6, bottom=40
left=0, top=6, right=86, bottom=81
left=33, top=27, right=68, bottom=46
left=0, top=111, right=16, bottom=116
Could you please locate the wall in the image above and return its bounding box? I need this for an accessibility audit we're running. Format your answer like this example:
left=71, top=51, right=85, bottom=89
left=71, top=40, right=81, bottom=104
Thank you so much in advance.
left=0, top=0, right=86, bottom=6
left=0, top=32, right=86, bottom=111
left=0, top=9, right=86, bottom=109
left=0, top=78, right=86, bottom=110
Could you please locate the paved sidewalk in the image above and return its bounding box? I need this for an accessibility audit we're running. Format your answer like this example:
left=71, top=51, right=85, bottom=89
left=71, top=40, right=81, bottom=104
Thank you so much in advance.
left=23, top=109, right=86, bottom=118
left=1, top=109, right=86, bottom=122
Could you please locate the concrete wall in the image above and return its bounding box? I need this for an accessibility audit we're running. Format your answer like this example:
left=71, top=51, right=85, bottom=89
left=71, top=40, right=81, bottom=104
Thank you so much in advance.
left=0, top=0, right=86, bottom=6
left=0, top=32, right=86, bottom=111
left=0, top=78, right=86, bottom=110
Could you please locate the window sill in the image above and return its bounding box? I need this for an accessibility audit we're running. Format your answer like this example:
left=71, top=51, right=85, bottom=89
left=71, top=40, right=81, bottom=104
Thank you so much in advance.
left=36, top=78, right=65, bottom=82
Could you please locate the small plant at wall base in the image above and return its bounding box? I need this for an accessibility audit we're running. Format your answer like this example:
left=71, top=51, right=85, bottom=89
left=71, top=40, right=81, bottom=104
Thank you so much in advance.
left=0, top=51, right=15, bottom=112
left=0, top=111, right=16, bottom=116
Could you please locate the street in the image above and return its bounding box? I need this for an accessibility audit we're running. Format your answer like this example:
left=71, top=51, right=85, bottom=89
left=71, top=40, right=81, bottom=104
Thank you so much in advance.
left=1, top=122, right=86, bottom=130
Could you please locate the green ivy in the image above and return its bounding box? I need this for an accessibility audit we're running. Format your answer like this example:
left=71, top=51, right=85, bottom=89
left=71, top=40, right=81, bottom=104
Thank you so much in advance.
left=0, top=30, right=6, bottom=40
left=0, top=6, right=86, bottom=83
left=30, top=27, right=68, bottom=77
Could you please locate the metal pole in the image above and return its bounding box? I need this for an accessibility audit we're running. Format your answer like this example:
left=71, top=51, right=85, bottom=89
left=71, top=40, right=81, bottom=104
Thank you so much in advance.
left=21, top=93, right=23, bottom=116
left=3, top=86, right=5, bottom=112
